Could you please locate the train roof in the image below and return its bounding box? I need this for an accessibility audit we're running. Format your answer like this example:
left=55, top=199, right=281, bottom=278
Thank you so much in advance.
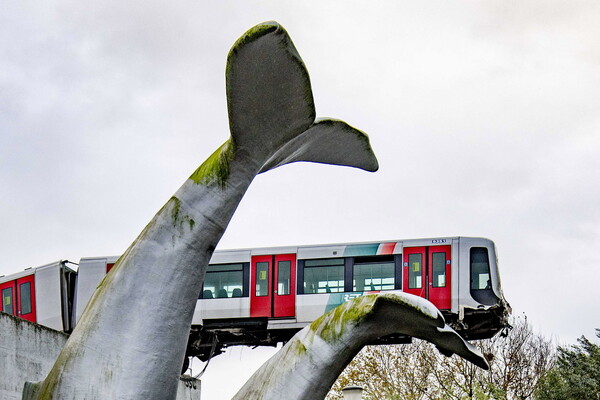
left=0, top=260, right=73, bottom=283
left=5, top=236, right=495, bottom=277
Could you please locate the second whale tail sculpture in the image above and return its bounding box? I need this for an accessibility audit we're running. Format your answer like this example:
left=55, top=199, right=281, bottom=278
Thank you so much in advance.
left=26, top=22, right=378, bottom=400
left=233, top=293, right=489, bottom=400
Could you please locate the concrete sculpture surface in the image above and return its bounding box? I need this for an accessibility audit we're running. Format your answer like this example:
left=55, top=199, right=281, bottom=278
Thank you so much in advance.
left=233, top=293, right=489, bottom=400
left=25, top=21, right=378, bottom=400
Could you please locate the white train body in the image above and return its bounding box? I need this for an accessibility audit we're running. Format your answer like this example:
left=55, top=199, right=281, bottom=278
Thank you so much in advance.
left=2, top=237, right=510, bottom=358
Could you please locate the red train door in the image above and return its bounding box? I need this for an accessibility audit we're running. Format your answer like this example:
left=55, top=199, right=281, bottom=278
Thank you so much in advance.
left=0, top=274, right=36, bottom=322
left=427, top=246, right=451, bottom=310
left=250, top=254, right=296, bottom=318
left=403, top=246, right=452, bottom=310
left=16, top=275, right=36, bottom=323
left=273, top=253, right=296, bottom=317
left=403, top=247, right=426, bottom=298
left=1, top=280, right=16, bottom=316
left=251, top=255, right=272, bottom=317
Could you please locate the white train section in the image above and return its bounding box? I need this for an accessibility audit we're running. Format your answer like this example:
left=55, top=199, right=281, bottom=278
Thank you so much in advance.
left=1, top=237, right=510, bottom=360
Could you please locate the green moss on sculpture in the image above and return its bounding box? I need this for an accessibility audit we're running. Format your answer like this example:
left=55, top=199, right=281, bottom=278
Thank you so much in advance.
left=189, top=139, right=236, bottom=188
left=35, top=340, right=86, bottom=400
left=167, top=196, right=196, bottom=235
left=171, top=196, right=182, bottom=224
left=310, top=295, right=378, bottom=342
left=22, top=381, right=40, bottom=400
left=230, top=22, right=279, bottom=53
left=287, top=339, right=308, bottom=358
left=380, top=293, right=438, bottom=320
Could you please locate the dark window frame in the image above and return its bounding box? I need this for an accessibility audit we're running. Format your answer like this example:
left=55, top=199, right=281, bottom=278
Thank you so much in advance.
left=352, top=255, right=396, bottom=292
left=408, top=253, right=423, bottom=289
left=298, top=257, right=345, bottom=294
left=199, top=262, right=250, bottom=299
left=298, top=254, right=403, bottom=294
left=431, top=252, right=447, bottom=288
left=2, top=286, right=14, bottom=315
left=255, top=261, right=269, bottom=297
left=469, top=247, right=499, bottom=306
left=277, top=260, right=291, bottom=296
left=19, top=281, right=32, bottom=315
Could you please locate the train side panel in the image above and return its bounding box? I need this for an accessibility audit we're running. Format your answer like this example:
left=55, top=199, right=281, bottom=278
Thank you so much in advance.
left=74, top=256, right=119, bottom=324
left=193, top=298, right=250, bottom=321
left=35, top=262, right=66, bottom=330
left=191, top=250, right=250, bottom=324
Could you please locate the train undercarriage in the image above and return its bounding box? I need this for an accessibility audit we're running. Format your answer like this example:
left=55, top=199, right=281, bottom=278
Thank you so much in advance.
left=185, top=303, right=511, bottom=362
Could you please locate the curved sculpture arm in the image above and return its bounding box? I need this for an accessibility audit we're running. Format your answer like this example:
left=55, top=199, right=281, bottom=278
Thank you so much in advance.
left=233, top=293, right=488, bottom=400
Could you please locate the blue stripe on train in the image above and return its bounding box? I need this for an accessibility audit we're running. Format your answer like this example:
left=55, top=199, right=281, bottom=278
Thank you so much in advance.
left=342, top=243, right=380, bottom=257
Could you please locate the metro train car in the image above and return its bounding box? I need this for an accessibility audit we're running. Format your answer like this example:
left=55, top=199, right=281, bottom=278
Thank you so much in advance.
left=0, top=260, right=76, bottom=332
left=1, top=236, right=510, bottom=361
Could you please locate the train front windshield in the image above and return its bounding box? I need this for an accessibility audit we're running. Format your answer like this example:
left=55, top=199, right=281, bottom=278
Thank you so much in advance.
left=469, top=247, right=498, bottom=306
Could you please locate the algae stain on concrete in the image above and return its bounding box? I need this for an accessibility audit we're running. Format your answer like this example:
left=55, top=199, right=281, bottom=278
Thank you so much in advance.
left=165, top=196, right=196, bottom=238
left=189, top=139, right=236, bottom=188
left=287, top=339, right=308, bottom=358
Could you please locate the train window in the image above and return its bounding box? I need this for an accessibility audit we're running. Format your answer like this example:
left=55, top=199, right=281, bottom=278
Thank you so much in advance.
left=2, top=287, right=14, bottom=315
left=353, top=259, right=394, bottom=291
left=470, top=247, right=499, bottom=306
left=278, top=261, right=291, bottom=296
left=408, top=254, right=422, bottom=289
left=303, top=258, right=344, bottom=294
left=255, top=262, right=269, bottom=297
left=20, top=282, right=32, bottom=315
left=202, top=263, right=244, bottom=298
left=470, top=247, right=491, bottom=290
left=431, top=252, right=446, bottom=288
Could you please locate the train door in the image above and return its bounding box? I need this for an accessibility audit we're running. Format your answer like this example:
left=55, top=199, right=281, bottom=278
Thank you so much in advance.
left=1, top=280, right=16, bottom=316
left=0, top=275, right=36, bottom=322
left=428, top=246, right=451, bottom=310
left=16, top=275, right=36, bottom=322
left=403, top=246, right=451, bottom=310
left=403, top=247, right=426, bottom=298
left=250, top=254, right=296, bottom=318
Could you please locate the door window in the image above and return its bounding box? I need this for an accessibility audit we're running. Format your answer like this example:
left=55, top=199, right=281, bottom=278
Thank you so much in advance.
left=277, top=261, right=291, bottom=295
left=2, top=287, right=13, bottom=315
left=408, top=254, right=423, bottom=289
left=431, top=252, right=446, bottom=288
left=19, top=282, right=32, bottom=314
left=255, top=262, right=269, bottom=297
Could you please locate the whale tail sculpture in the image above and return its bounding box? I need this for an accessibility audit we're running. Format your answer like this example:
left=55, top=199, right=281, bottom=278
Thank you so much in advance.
left=193, top=21, right=378, bottom=190
left=25, top=22, right=378, bottom=400
left=233, top=293, right=489, bottom=400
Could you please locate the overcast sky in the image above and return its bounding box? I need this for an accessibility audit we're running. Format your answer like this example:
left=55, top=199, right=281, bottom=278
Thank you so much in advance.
left=2, top=1, right=599, bottom=399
